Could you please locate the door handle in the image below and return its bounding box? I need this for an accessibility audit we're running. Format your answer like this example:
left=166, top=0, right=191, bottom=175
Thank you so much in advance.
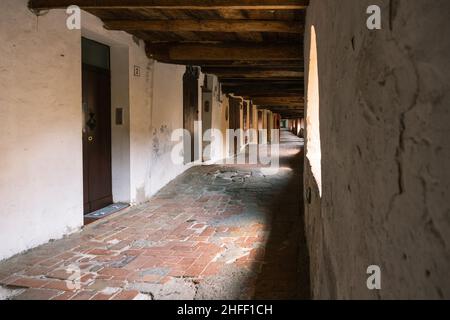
left=86, top=112, right=97, bottom=131
left=88, top=136, right=94, bottom=142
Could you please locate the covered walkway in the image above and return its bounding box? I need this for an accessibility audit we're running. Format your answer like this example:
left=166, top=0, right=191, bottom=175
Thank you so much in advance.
left=0, top=130, right=309, bottom=300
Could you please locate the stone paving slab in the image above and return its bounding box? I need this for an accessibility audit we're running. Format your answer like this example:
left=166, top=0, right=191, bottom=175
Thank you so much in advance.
left=0, top=130, right=309, bottom=300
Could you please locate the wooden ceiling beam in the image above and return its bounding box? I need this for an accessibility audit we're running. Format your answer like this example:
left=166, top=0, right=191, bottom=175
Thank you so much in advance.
left=269, top=108, right=303, bottom=111
left=202, top=69, right=304, bottom=79
left=263, top=106, right=304, bottom=110
left=263, top=113, right=304, bottom=119
left=220, top=77, right=302, bottom=82
left=231, top=91, right=304, bottom=98
left=219, top=79, right=303, bottom=86
left=105, top=19, right=304, bottom=33
left=242, top=92, right=304, bottom=98
left=255, top=102, right=304, bottom=107
left=29, top=0, right=309, bottom=10
left=222, top=84, right=303, bottom=96
left=222, top=83, right=302, bottom=89
left=202, top=61, right=303, bottom=67
left=256, top=106, right=304, bottom=111
left=202, top=66, right=303, bottom=72
left=252, top=97, right=304, bottom=104
left=280, top=114, right=304, bottom=119
left=146, top=42, right=302, bottom=61
left=155, top=60, right=304, bottom=68
left=259, top=111, right=304, bottom=118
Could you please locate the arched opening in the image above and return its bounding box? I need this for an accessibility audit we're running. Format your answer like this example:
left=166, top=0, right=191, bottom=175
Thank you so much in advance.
left=306, top=26, right=322, bottom=196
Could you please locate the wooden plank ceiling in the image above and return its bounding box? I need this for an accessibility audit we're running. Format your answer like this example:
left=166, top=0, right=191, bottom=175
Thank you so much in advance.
left=29, top=0, right=308, bottom=118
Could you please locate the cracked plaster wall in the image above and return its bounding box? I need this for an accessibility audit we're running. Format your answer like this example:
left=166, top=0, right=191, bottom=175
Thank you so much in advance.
left=304, top=0, right=450, bottom=299
left=147, top=62, right=202, bottom=198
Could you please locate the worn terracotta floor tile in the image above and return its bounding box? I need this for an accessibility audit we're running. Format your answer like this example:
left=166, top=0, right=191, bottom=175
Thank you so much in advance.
left=0, top=131, right=309, bottom=300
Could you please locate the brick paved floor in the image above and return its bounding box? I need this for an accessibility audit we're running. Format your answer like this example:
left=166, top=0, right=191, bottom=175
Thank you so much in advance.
left=0, top=130, right=310, bottom=300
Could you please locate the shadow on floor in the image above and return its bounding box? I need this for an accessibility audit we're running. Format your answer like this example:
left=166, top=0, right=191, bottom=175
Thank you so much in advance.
left=0, top=130, right=311, bottom=301
left=251, top=134, right=311, bottom=299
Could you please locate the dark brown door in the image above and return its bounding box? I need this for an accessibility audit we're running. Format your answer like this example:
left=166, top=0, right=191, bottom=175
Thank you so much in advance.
left=267, top=113, right=271, bottom=143
left=257, top=111, right=263, bottom=144
left=243, top=101, right=248, bottom=145
left=229, top=97, right=241, bottom=155
left=249, top=102, right=254, bottom=129
left=82, top=64, right=112, bottom=214
left=183, top=66, right=199, bottom=163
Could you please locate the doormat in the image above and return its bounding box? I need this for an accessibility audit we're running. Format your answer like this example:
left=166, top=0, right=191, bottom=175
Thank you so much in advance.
left=85, top=203, right=129, bottom=220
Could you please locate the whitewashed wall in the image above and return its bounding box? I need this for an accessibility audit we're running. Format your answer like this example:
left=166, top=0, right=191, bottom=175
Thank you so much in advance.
left=0, top=0, right=83, bottom=260
left=0, top=1, right=196, bottom=260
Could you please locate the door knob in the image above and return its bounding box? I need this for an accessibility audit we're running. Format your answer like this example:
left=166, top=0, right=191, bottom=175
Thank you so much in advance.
left=88, top=136, right=94, bottom=142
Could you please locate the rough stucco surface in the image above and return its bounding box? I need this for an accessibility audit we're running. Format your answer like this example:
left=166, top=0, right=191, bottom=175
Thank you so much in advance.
left=304, top=0, right=450, bottom=299
left=149, top=62, right=191, bottom=197
left=0, top=2, right=195, bottom=260
left=0, top=0, right=83, bottom=261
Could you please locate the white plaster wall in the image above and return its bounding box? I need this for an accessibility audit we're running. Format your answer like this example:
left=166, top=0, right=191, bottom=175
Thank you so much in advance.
left=0, top=0, right=83, bottom=260
left=148, top=62, right=192, bottom=197
left=110, top=47, right=131, bottom=203
left=0, top=1, right=257, bottom=261
left=304, top=0, right=450, bottom=299
left=128, top=52, right=153, bottom=203
left=210, top=78, right=230, bottom=162
left=0, top=3, right=162, bottom=260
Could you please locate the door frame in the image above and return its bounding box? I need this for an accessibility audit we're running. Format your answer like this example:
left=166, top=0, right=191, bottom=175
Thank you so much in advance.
left=82, top=39, right=113, bottom=215
left=183, top=66, right=200, bottom=164
left=228, top=97, right=241, bottom=155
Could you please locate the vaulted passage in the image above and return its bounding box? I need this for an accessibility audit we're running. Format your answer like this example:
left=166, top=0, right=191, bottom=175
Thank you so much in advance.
left=0, top=130, right=309, bottom=300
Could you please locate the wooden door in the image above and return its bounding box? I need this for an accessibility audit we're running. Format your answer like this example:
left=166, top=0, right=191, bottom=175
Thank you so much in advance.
left=257, top=110, right=263, bottom=144
left=229, top=97, right=241, bottom=155
left=243, top=101, right=248, bottom=145
left=82, top=64, right=112, bottom=214
left=249, top=102, right=254, bottom=129
left=183, top=66, right=199, bottom=163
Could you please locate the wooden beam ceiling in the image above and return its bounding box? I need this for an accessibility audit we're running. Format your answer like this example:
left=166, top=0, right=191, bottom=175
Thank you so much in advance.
left=261, top=106, right=304, bottom=112
left=104, top=20, right=304, bottom=33
left=29, top=0, right=309, bottom=10
left=270, top=106, right=303, bottom=111
left=256, top=103, right=304, bottom=108
left=277, top=112, right=304, bottom=119
left=28, top=0, right=308, bottom=117
left=202, top=66, right=303, bottom=72
left=158, top=60, right=304, bottom=68
left=242, top=92, right=303, bottom=98
left=201, top=68, right=304, bottom=79
left=219, top=79, right=303, bottom=86
left=222, top=83, right=303, bottom=95
left=252, top=96, right=304, bottom=104
left=146, top=43, right=302, bottom=61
